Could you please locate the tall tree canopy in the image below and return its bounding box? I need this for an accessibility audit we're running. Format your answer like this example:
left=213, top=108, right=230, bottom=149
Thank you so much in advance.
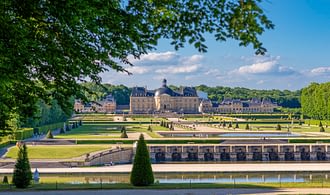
left=301, top=82, right=330, bottom=120
left=0, top=0, right=274, bottom=130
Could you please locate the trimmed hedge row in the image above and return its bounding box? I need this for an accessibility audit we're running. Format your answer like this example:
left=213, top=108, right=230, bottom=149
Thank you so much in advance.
left=304, top=119, right=330, bottom=126
left=288, top=139, right=330, bottom=143
left=37, top=122, right=65, bottom=134
left=76, top=139, right=222, bottom=145
left=14, top=128, right=34, bottom=140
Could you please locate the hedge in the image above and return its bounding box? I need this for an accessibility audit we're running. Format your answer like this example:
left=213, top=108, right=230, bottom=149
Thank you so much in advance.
left=76, top=139, right=223, bottom=145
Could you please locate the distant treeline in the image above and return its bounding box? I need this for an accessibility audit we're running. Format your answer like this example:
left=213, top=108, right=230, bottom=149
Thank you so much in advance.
left=22, top=99, right=71, bottom=128
left=82, top=82, right=301, bottom=108
left=301, top=82, right=330, bottom=120
left=195, top=85, right=301, bottom=108
left=81, top=83, right=131, bottom=105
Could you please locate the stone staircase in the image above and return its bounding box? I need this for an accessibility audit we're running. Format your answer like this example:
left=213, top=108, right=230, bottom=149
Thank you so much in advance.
left=85, top=148, right=133, bottom=166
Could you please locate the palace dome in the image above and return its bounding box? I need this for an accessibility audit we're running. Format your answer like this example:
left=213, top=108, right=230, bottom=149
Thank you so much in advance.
left=155, top=87, right=175, bottom=96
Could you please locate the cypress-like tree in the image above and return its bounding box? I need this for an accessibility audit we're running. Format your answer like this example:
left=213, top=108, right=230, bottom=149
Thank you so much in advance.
left=276, top=123, right=281, bottom=130
left=147, top=125, right=152, bottom=132
left=46, top=130, right=53, bottom=139
left=320, top=126, right=325, bottom=132
left=121, top=130, right=128, bottom=138
left=319, top=121, right=323, bottom=127
left=235, top=122, right=239, bottom=129
left=13, top=144, right=32, bottom=188
left=130, top=134, right=154, bottom=186
left=245, top=123, right=250, bottom=130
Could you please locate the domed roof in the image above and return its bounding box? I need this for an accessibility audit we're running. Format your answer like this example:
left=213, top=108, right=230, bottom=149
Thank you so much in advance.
left=155, top=87, right=174, bottom=96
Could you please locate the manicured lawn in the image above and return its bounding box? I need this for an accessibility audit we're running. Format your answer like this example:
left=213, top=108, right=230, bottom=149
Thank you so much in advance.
left=2, top=181, right=330, bottom=190
left=5, top=145, right=110, bottom=159
left=55, top=123, right=168, bottom=139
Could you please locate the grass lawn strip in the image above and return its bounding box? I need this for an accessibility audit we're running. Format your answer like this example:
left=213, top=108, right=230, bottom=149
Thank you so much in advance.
left=5, top=145, right=110, bottom=159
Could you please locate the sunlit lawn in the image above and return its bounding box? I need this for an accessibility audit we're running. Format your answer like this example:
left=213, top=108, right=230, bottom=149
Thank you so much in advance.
left=54, top=124, right=168, bottom=139
left=5, top=145, right=110, bottom=159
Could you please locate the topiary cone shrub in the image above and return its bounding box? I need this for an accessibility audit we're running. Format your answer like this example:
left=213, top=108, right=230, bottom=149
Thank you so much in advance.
left=13, top=144, right=32, bottom=188
left=2, top=176, right=8, bottom=184
left=320, top=126, right=325, bottom=132
left=276, top=123, right=281, bottom=130
left=235, top=122, right=239, bottom=129
left=130, top=134, right=154, bottom=186
left=245, top=123, right=249, bottom=130
left=147, top=125, right=152, bottom=132
left=46, top=130, right=53, bottom=139
left=121, top=130, right=128, bottom=138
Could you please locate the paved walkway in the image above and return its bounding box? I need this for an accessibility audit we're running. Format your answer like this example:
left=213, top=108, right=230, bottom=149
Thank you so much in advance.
left=1, top=188, right=330, bottom=195
left=1, top=163, right=330, bottom=174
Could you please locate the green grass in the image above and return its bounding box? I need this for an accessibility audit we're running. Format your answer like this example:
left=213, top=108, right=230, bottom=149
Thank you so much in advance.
left=5, top=145, right=110, bottom=159
left=2, top=181, right=330, bottom=191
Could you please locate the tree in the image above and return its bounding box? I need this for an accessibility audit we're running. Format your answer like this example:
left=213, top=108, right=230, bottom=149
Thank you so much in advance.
left=319, top=121, right=323, bottom=127
left=245, top=123, right=250, bottom=130
left=235, top=122, right=239, bottom=129
left=46, top=130, right=53, bottom=139
left=0, top=0, right=273, bottom=132
left=130, top=134, right=154, bottom=186
left=120, top=130, right=128, bottom=138
left=320, top=126, right=325, bottom=132
left=276, top=123, right=281, bottom=130
left=2, top=176, right=8, bottom=184
left=147, top=125, right=152, bottom=132
left=13, top=144, right=32, bottom=188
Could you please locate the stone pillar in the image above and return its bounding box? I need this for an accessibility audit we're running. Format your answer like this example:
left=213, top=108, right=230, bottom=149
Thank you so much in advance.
left=310, top=152, right=317, bottom=160
left=246, top=152, right=253, bottom=161
left=294, top=152, right=301, bottom=161
left=278, top=152, right=285, bottom=161
left=230, top=152, right=237, bottom=161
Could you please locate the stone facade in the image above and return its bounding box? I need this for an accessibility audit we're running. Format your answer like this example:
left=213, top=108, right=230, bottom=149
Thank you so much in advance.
left=199, top=97, right=278, bottom=113
left=130, top=79, right=199, bottom=114
left=74, top=94, right=116, bottom=113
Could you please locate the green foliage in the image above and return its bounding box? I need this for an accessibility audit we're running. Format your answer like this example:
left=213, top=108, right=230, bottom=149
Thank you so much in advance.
left=120, top=126, right=126, bottom=133
left=320, top=126, right=325, bottom=132
left=0, top=0, right=273, bottom=132
left=228, top=122, right=232, bottom=128
left=245, top=124, right=250, bottom=130
left=147, top=125, right=152, bottom=132
left=195, top=85, right=301, bottom=108
left=276, top=123, right=281, bottom=130
left=46, top=130, right=53, bottom=139
left=235, top=122, right=239, bottom=129
left=319, top=121, right=323, bottom=127
left=301, top=82, right=330, bottom=120
left=120, top=130, right=128, bottom=138
left=13, top=144, right=32, bottom=188
left=2, top=176, right=8, bottom=184
left=130, top=134, right=154, bottom=186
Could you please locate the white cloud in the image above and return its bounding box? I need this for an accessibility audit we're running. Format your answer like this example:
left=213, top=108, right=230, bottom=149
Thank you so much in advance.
left=181, top=54, right=204, bottom=65
left=310, top=66, right=330, bottom=75
left=128, top=51, right=179, bottom=65
left=235, top=55, right=295, bottom=75
left=155, top=64, right=200, bottom=74
left=126, top=66, right=149, bottom=74
left=238, top=61, right=278, bottom=74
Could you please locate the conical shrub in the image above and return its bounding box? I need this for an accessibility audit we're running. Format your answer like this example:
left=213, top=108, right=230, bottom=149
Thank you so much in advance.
left=46, top=130, right=53, bottom=139
left=130, top=134, right=154, bottom=186
left=13, top=144, right=32, bottom=188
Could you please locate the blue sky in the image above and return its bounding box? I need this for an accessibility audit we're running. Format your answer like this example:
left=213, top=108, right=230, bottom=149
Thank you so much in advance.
left=101, top=0, right=330, bottom=91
